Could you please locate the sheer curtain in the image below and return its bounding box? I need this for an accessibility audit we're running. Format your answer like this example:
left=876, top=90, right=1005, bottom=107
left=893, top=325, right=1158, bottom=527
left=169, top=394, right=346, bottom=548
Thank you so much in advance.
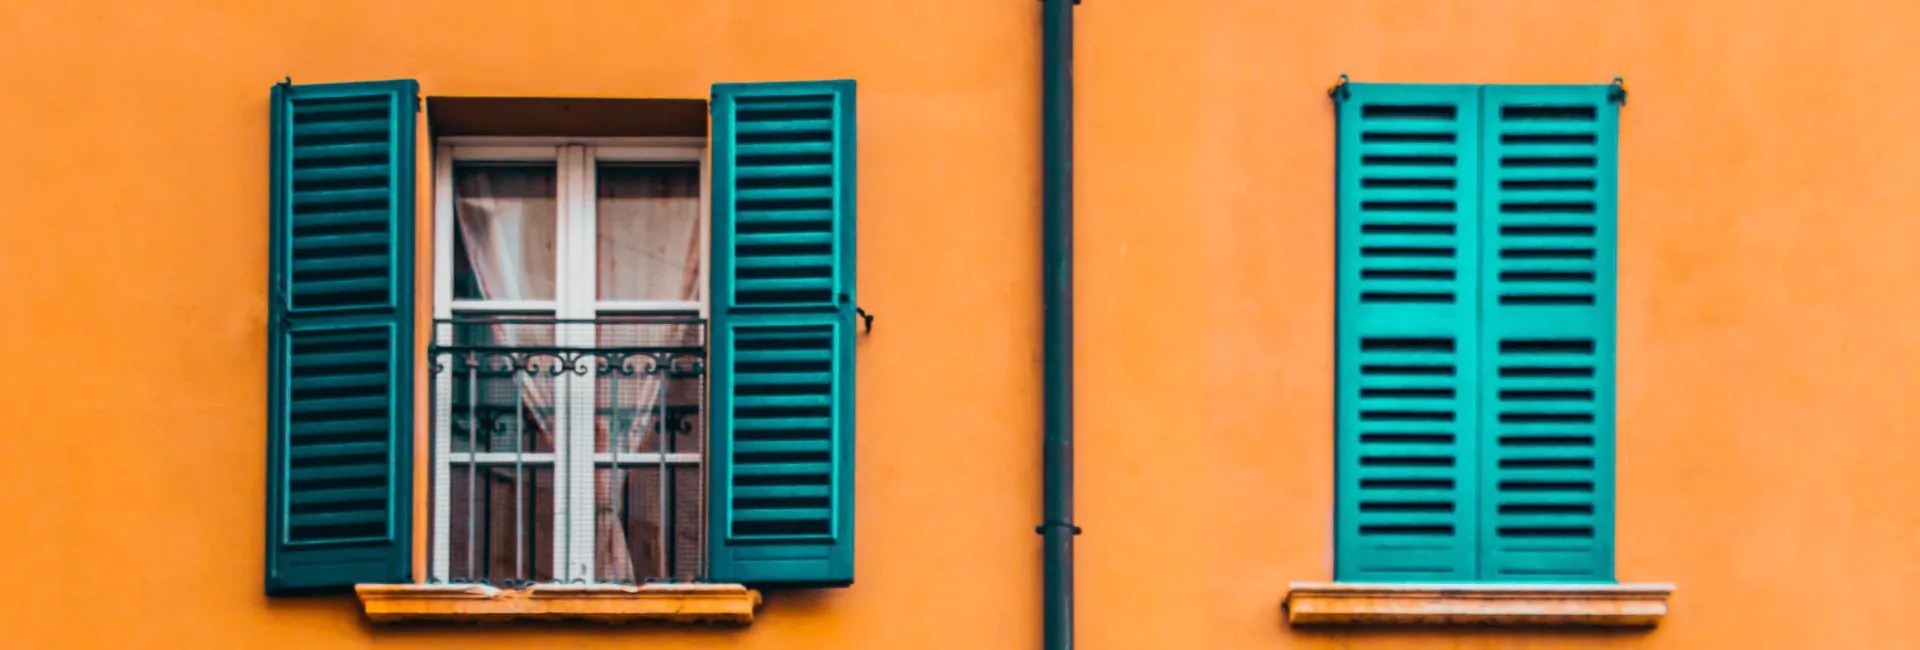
left=597, top=164, right=703, bottom=303
left=594, top=164, right=702, bottom=582
left=455, top=167, right=558, bottom=302
left=453, top=165, right=559, bottom=582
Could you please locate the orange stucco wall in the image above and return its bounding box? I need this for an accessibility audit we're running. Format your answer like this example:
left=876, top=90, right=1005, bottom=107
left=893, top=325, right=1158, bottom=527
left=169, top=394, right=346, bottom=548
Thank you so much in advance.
left=3, top=0, right=1919, bottom=648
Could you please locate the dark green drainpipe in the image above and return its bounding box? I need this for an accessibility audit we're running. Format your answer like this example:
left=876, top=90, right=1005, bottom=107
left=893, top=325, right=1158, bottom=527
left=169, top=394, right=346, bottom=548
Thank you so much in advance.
left=1039, top=0, right=1078, bottom=649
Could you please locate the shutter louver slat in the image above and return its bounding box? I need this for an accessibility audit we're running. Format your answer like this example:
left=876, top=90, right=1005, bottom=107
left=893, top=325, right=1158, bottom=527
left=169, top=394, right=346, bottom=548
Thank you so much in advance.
left=720, top=89, right=842, bottom=311
left=709, top=80, right=857, bottom=587
left=266, top=79, right=416, bottom=594
left=1478, top=85, right=1616, bottom=582
left=718, top=317, right=845, bottom=544
left=1336, top=84, right=1482, bottom=582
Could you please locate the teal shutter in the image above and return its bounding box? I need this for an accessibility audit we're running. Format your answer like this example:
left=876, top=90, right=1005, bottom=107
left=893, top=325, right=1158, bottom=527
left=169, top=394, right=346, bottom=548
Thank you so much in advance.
left=1334, top=84, right=1483, bottom=582
left=1476, top=85, right=1616, bottom=582
left=266, top=79, right=418, bottom=593
left=708, top=80, right=857, bottom=586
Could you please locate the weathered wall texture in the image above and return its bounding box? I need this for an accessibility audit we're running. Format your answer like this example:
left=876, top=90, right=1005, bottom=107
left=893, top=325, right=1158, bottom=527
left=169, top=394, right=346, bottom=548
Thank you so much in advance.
left=1, top=1, right=1916, bottom=648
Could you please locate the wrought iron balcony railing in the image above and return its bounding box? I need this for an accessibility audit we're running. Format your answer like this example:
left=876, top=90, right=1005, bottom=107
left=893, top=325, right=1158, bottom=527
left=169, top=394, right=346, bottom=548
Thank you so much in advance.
left=429, top=314, right=707, bottom=586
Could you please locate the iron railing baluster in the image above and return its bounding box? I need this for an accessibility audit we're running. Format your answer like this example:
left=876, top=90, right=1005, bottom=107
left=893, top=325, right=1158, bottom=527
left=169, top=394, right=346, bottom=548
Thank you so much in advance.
left=430, top=315, right=706, bottom=587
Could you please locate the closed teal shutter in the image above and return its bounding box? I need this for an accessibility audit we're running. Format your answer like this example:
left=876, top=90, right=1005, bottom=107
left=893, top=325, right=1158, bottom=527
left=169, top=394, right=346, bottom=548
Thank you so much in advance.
left=1334, top=84, right=1483, bottom=582
left=266, top=79, right=418, bottom=593
left=707, top=80, right=857, bottom=586
left=1476, top=85, right=1617, bottom=582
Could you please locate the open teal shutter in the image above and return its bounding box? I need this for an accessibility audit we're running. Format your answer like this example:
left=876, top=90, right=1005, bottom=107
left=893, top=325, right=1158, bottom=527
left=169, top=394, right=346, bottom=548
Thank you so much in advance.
left=708, top=80, right=857, bottom=586
left=266, top=79, right=418, bottom=593
left=1335, top=84, right=1483, bottom=582
left=1476, top=85, right=1617, bottom=582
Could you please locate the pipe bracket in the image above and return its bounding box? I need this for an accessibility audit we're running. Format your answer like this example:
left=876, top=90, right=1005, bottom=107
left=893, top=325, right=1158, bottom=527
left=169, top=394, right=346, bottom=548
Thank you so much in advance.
left=1036, top=522, right=1083, bottom=536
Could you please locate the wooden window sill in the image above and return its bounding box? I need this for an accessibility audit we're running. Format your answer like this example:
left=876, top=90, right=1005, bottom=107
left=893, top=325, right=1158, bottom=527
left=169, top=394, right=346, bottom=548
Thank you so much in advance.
left=355, top=583, right=761, bottom=625
left=1284, top=582, right=1673, bottom=628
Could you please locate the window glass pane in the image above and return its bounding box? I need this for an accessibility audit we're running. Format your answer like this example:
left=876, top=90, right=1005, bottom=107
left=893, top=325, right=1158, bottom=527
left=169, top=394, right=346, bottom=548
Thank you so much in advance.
left=449, top=320, right=557, bottom=454
left=447, top=466, right=555, bottom=584
left=593, top=317, right=706, bottom=456
left=454, top=164, right=558, bottom=300
left=594, top=466, right=704, bottom=583
left=596, top=163, right=702, bottom=302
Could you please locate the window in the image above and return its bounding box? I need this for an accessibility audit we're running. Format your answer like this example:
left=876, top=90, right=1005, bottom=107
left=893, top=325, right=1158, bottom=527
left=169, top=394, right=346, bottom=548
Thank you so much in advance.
left=430, top=141, right=709, bottom=584
left=265, top=79, right=860, bottom=594
left=1333, top=83, right=1619, bottom=583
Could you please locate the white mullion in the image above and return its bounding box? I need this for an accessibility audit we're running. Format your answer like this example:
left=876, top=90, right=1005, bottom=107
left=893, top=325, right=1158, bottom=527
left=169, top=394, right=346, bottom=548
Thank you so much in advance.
left=593, top=145, right=704, bottom=162
left=444, top=136, right=706, bottom=150
left=554, top=146, right=576, bottom=316
left=574, top=143, right=601, bottom=581
left=447, top=145, right=564, bottom=162
left=447, top=299, right=560, bottom=313
left=591, top=452, right=704, bottom=464
left=576, top=145, right=602, bottom=312
left=448, top=452, right=563, bottom=464
left=552, top=144, right=576, bottom=580
left=431, top=146, right=455, bottom=582
left=695, top=146, right=712, bottom=570
left=559, top=144, right=582, bottom=581
left=560, top=144, right=601, bottom=581
left=699, top=147, right=712, bottom=318
left=434, top=145, right=457, bottom=318
left=595, top=300, right=703, bottom=314
left=431, top=328, right=453, bottom=583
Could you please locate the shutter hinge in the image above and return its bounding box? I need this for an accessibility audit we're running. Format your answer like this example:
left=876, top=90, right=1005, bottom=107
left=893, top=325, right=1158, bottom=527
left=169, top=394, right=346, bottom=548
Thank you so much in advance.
left=840, top=293, right=874, bottom=334
left=1608, top=77, right=1627, bottom=107
left=1328, top=73, right=1352, bottom=103
left=268, top=287, right=287, bottom=328
left=1035, top=521, right=1082, bottom=535
left=278, top=76, right=293, bottom=92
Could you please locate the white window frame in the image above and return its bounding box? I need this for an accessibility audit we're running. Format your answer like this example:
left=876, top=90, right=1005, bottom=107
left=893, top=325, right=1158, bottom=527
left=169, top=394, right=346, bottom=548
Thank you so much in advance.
left=430, top=136, right=710, bottom=583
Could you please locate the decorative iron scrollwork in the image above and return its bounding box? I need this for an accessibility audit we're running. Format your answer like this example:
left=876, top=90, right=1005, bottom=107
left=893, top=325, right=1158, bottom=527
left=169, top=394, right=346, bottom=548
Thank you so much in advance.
left=437, top=349, right=705, bottom=378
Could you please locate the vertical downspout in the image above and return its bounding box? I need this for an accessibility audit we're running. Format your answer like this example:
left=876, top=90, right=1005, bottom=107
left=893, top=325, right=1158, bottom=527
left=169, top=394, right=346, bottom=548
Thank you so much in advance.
left=1039, top=0, right=1078, bottom=649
